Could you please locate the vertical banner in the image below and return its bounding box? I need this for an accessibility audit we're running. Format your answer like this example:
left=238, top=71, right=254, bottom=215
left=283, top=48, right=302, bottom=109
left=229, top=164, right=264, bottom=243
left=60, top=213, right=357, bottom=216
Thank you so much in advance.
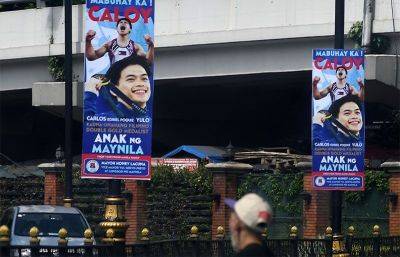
left=81, top=0, right=154, bottom=180
left=312, top=49, right=365, bottom=190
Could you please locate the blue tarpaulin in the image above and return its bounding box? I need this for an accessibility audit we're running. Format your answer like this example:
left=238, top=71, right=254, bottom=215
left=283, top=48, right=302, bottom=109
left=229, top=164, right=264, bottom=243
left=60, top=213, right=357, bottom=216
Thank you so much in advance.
left=162, top=145, right=228, bottom=163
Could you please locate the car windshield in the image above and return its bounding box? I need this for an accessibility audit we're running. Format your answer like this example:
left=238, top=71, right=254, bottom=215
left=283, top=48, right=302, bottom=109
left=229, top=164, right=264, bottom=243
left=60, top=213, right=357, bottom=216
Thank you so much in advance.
left=14, top=213, right=88, bottom=237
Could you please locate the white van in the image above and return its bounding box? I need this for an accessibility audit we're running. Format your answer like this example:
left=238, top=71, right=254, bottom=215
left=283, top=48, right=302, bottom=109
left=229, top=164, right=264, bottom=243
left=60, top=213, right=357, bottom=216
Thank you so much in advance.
left=0, top=205, right=93, bottom=253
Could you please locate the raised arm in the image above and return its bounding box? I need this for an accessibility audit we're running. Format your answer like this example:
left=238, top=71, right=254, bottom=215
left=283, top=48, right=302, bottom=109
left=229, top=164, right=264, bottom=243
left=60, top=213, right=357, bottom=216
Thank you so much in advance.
left=135, top=43, right=146, bottom=58
left=144, top=35, right=154, bottom=64
left=356, top=78, right=365, bottom=101
left=313, top=112, right=329, bottom=126
left=134, top=35, right=154, bottom=64
left=84, top=77, right=103, bottom=117
left=85, top=30, right=108, bottom=61
left=312, top=76, right=332, bottom=100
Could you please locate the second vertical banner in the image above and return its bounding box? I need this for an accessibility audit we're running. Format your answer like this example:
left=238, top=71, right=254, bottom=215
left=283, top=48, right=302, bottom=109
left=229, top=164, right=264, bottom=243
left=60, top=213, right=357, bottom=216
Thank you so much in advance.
left=312, top=49, right=365, bottom=191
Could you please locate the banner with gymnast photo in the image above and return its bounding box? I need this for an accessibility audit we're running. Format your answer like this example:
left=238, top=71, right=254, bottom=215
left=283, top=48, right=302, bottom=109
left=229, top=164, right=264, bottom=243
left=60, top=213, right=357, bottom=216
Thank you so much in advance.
left=81, top=0, right=154, bottom=180
left=311, top=49, right=365, bottom=191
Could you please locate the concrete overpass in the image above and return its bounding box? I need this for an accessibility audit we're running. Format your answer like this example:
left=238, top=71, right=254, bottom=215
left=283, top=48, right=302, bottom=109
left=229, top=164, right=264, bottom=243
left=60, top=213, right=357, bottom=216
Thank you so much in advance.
left=0, top=1, right=399, bottom=90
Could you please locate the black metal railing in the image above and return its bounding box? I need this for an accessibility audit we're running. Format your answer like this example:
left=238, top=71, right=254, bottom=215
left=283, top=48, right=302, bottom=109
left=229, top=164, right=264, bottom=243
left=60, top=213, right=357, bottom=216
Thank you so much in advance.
left=347, top=236, right=400, bottom=257
left=1, top=223, right=400, bottom=257
left=1, top=237, right=400, bottom=257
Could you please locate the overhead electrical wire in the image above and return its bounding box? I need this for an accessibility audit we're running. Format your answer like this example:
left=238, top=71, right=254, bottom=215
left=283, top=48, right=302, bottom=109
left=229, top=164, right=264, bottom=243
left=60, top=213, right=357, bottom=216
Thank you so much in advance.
left=0, top=152, right=21, bottom=166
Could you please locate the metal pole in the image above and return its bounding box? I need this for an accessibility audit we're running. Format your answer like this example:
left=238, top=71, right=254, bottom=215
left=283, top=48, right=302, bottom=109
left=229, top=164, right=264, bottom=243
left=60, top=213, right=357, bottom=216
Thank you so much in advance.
left=331, top=3, right=351, bottom=256
left=334, top=0, right=345, bottom=50
left=331, top=191, right=342, bottom=234
left=64, top=0, right=73, bottom=207
left=100, top=180, right=128, bottom=244
left=332, top=0, right=344, bottom=239
left=108, top=180, right=122, bottom=197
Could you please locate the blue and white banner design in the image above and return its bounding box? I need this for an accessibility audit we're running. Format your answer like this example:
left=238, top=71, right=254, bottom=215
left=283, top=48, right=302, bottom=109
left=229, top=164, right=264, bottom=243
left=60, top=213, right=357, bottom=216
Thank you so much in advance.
left=312, top=49, right=365, bottom=191
left=81, top=0, right=154, bottom=180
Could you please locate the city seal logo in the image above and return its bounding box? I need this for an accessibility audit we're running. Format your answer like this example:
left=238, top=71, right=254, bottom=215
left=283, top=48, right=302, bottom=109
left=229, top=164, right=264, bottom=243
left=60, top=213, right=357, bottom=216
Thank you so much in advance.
left=315, top=176, right=326, bottom=187
left=86, top=160, right=100, bottom=173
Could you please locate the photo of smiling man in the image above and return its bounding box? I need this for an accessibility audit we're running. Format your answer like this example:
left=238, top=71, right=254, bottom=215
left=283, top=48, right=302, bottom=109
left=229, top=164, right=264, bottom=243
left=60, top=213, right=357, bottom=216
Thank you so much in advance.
left=84, top=55, right=152, bottom=119
left=313, top=94, right=364, bottom=144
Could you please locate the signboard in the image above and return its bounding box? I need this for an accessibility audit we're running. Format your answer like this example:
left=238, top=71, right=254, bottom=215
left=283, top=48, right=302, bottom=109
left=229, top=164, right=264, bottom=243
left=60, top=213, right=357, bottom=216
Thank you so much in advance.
left=312, top=49, right=365, bottom=190
left=81, top=0, right=154, bottom=180
left=151, top=158, right=199, bottom=171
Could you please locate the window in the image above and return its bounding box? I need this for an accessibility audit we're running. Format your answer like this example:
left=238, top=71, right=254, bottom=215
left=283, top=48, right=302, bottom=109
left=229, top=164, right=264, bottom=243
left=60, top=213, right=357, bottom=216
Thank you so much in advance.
left=14, top=213, right=88, bottom=237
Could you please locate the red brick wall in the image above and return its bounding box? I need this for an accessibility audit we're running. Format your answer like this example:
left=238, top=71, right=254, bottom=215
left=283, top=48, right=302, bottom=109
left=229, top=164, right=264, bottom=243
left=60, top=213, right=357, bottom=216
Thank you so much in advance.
left=125, top=181, right=147, bottom=243
left=44, top=172, right=63, bottom=205
left=303, top=172, right=330, bottom=238
left=389, top=172, right=400, bottom=236
left=211, top=173, right=237, bottom=239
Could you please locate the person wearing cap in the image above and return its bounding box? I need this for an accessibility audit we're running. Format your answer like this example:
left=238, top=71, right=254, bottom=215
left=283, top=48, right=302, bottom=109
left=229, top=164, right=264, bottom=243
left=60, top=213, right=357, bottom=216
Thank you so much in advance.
left=225, top=193, right=274, bottom=257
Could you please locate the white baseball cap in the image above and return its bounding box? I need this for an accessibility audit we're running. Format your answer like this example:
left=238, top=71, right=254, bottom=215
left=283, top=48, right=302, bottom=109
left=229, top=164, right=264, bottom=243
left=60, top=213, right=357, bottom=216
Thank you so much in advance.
left=225, top=193, right=272, bottom=233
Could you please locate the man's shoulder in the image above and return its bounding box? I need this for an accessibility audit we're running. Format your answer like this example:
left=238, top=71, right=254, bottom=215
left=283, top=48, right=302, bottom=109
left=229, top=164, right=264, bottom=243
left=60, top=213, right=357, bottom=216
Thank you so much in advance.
left=106, top=39, right=117, bottom=49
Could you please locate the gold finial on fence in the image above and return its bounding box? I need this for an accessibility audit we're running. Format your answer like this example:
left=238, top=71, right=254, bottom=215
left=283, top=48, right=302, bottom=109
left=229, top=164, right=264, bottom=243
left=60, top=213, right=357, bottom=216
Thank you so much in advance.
left=101, top=228, right=115, bottom=244
left=0, top=225, right=10, bottom=245
left=141, top=228, right=149, bottom=241
left=190, top=226, right=199, bottom=238
left=58, top=228, right=68, bottom=246
left=84, top=229, right=94, bottom=246
left=106, top=228, right=115, bottom=238
left=29, top=227, right=40, bottom=246
left=347, top=226, right=355, bottom=237
left=216, top=226, right=224, bottom=239
left=290, top=226, right=298, bottom=238
left=325, top=226, right=333, bottom=238
left=373, top=225, right=380, bottom=236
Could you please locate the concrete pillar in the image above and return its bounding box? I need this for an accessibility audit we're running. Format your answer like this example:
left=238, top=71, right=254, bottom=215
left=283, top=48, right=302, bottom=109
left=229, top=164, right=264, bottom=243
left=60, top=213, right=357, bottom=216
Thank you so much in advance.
left=124, top=180, right=147, bottom=243
left=38, top=163, right=65, bottom=205
left=206, top=161, right=252, bottom=240
left=381, top=161, right=400, bottom=236
left=297, top=162, right=331, bottom=238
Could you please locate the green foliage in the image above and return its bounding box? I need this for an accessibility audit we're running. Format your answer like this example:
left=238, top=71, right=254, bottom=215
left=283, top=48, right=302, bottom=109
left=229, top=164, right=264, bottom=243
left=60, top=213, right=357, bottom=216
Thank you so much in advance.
left=48, top=56, right=65, bottom=82
left=343, top=170, right=389, bottom=236
left=0, top=2, right=34, bottom=12
left=344, top=170, right=389, bottom=203
left=238, top=172, right=303, bottom=216
left=348, top=21, right=390, bottom=53
left=372, top=36, right=391, bottom=53
left=348, top=21, right=363, bottom=48
left=147, top=165, right=212, bottom=240
left=150, top=165, right=212, bottom=194
left=0, top=177, right=44, bottom=216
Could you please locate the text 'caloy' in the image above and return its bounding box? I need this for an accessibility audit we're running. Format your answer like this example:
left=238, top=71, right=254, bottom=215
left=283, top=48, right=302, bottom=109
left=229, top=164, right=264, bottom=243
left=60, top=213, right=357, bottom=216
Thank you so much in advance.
left=88, top=6, right=153, bottom=23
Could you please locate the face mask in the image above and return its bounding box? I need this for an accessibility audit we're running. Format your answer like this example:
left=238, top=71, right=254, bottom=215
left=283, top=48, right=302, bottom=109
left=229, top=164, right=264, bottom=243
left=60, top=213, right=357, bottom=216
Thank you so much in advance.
left=230, top=230, right=240, bottom=252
